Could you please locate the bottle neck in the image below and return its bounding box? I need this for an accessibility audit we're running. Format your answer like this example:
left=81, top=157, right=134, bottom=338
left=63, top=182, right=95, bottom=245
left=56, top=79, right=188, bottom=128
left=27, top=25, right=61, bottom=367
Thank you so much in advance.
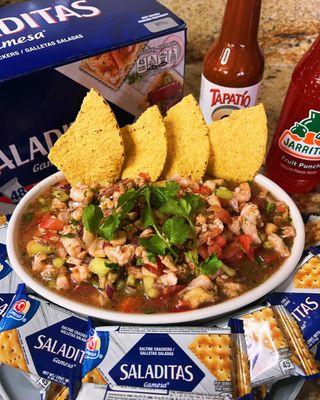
left=219, top=0, right=261, bottom=45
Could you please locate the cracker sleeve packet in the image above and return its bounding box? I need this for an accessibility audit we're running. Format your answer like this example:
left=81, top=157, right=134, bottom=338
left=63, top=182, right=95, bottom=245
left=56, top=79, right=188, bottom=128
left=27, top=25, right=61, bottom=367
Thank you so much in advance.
left=215, top=305, right=296, bottom=387
left=267, top=245, right=320, bottom=351
left=82, top=325, right=253, bottom=400
left=228, top=319, right=252, bottom=400
left=0, top=284, right=90, bottom=399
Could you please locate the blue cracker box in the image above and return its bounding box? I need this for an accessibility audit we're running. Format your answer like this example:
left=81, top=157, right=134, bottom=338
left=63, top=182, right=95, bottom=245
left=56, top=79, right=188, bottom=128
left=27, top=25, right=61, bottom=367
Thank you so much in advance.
left=0, top=0, right=186, bottom=210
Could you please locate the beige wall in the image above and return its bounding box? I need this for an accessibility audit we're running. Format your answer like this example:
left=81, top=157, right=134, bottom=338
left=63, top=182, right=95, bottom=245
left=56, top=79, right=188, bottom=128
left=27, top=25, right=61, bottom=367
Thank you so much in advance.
left=160, top=0, right=320, bottom=64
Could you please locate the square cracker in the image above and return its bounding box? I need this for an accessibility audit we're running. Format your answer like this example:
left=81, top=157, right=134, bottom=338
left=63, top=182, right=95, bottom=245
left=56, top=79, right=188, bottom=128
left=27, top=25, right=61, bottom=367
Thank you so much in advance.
left=0, top=329, right=28, bottom=372
left=294, top=257, right=320, bottom=289
left=188, top=334, right=231, bottom=381
left=242, top=307, right=288, bottom=351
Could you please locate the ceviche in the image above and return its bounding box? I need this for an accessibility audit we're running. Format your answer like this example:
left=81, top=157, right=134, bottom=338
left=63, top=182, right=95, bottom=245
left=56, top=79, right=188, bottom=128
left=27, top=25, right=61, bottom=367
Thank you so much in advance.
left=19, top=175, right=295, bottom=314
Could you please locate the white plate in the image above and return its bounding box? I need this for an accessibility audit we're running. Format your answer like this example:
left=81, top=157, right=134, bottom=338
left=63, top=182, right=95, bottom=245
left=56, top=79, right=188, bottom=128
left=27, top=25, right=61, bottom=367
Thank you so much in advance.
left=6, top=172, right=305, bottom=324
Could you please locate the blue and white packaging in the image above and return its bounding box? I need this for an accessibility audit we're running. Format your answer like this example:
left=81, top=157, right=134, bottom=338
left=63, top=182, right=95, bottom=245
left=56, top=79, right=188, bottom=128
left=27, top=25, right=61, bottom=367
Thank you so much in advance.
left=83, top=326, right=236, bottom=399
left=0, top=0, right=186, bottom=206
left=268, top=246, right=320, bottom=350
left=0, top=284, right=89, bottom=399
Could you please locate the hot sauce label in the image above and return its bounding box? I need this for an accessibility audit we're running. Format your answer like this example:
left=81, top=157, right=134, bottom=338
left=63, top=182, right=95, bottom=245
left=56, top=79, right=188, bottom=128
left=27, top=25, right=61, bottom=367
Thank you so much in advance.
left=278, top=110, right=320, bottom=161
left=199, top=74, right=261, bottom=123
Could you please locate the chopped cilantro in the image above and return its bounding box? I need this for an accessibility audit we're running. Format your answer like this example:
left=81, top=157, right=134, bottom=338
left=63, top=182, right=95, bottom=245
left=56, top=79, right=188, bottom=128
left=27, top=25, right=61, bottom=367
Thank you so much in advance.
left=150, top=181, right=180, bottom=207
left=136, top=257, right=143, bottom=266
left=199, top=254, right=223, bottom=276
left=163, top=216, right=191, bottom=245
left=147, top=251, right=156, bottom=264
left=99, top=213, right=122, bottom=241
left=105, top=262, right=119, bottom=270
left=139, top=235, right=167, bottom=255
left=265, top=201, right=275, bottom=214
left=70, top=219, right=80, bottom=226
left=61, top=233, right=75, bottom=238
left=22, top=213, right=34, bottom=223
left=82, top=204, right=103, bottom=234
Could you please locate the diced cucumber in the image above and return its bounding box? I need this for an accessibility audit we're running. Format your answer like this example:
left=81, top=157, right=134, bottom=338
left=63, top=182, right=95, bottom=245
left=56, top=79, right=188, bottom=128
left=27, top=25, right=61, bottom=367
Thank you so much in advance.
left=89, top=257, right=110, bottom=277
left=27, top=240, right=52, bottom=257
left=215, top=187, right=233, bottom=200
left=52, top=257, right=64, bottom=268
left=47, top=280, right=56, bottom=289
left=126, top=274, right=136, bottom=287
left=146, top=287, right=159, bottom=298
left=52, top=189, right=69, bottom=202
left=143, top=276, right=155, bottom=291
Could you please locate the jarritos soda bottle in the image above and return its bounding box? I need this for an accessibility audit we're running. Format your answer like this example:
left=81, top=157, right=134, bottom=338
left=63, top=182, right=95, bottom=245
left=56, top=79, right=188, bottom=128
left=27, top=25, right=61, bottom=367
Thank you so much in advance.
left=267, top=34, right=320, bottom=193
left=199, top=0, right=264, bottom=122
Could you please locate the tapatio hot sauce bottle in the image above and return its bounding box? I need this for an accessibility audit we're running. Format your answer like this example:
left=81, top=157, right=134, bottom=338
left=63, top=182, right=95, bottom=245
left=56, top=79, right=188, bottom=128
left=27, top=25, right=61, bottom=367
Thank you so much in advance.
left=266, top=34, right=320, bottom=193
left=199, top=0, right=264, bottom=123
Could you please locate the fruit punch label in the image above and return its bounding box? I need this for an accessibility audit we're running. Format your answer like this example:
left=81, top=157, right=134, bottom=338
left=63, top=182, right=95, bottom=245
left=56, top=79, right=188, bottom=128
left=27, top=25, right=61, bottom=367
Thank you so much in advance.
left=199, top=74, right=261, bottom=123
left=279, top=110, right=320, bottom=162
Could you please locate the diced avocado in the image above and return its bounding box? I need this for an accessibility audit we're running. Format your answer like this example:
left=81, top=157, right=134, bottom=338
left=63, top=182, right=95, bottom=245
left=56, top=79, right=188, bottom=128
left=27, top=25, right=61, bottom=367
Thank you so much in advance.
left=89, top=257, right=110, bottom=277
left=52, top=257, right=64, bottom=268
left=146, top=287, right=159, bottom=298
left=143, top=276, right=154, bottom=291
left=126, top=274, right=136, bottom=287
left=27, top=240, right=52, bottom=257
left=52, top=189, right=69, bottom=202
left=215, top=187, right=233, bottom=200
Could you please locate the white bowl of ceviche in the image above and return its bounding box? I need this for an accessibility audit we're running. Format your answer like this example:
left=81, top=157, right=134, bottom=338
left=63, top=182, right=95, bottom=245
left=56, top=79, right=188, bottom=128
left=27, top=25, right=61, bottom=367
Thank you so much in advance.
left=6, top=171, right=305, bottom=324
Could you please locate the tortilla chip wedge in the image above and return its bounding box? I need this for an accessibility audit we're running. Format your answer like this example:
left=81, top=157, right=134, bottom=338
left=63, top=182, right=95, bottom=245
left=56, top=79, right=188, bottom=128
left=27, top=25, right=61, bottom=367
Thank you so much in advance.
left=207, top=104, right=268, bottom=182
left=162, top=94, right=210, bottom=180
left=121, top=105, right=167, bottom=181
left=49, top=89, right=124, bottom=185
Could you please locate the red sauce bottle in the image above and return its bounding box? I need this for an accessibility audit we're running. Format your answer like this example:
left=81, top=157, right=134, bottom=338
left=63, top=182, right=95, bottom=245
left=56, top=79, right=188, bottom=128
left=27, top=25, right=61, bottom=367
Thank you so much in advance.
left=199, top=0, right=264, bottom=123
left=266, top=34, right=320, bottom=193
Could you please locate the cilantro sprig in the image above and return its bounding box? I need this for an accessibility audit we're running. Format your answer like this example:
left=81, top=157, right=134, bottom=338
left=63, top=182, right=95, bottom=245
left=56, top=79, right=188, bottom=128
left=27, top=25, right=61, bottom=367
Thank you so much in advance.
left=185, top=250, right=223, bottom=276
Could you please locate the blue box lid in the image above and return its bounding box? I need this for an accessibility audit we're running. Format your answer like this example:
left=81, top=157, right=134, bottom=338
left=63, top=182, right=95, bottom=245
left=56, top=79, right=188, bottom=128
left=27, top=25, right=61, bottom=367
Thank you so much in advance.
left=0, top=0, right=185, bottom=83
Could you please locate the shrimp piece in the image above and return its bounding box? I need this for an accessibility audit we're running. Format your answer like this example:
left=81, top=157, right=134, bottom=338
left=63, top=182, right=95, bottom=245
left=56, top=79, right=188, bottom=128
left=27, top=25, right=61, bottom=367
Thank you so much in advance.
left=180, top=287, right=216, bottom=309
left=159, top=272, right=178, bottom=287
left=71, top=208, right=83, bottom=221
left=88, top=238, right=105, bottom=258
left=139, top=228, right=154, bottom=238
left=61, top=237, right=82, bottom=257
left=280, top=226, right=296, bottom=239
left=207, top=194, right=221, bottom=207
left=32, top=253, right=47, bottom=272
left=233, top=182, right=251, bottom=203
left=268, top=233, right=290, bottom=257
left=110, top=231, right=127, bottom=246
left=105, top=245, right=135, bottom=266
left=41, top=264, right=57, bottom=281
left=198, top=219, right=223, bottom=246
left=240, top=203, right=262, bottom=244
left=70, top=265, right=91, bottom=283
left=57, top=245, right=67, bottom=259
left=228, top=216, right=241, bottom=235
left=52, top=198, right=67, bottom=210
left=83, top=229, right=95, bottom=248
left=57, top=209, right=70, bottom=223
left=160, top=255, right=177, bottom=272
left=70, top=185, right=92, bottom=203
left=56, top=275, right=70, bottom=290
left=183, top=275, right=214, bottom=292
left=219, top=281, right=244, bottom=298
left=141, top=266, right=157, bottom=278
left=229, top=197, right=239, bottom=213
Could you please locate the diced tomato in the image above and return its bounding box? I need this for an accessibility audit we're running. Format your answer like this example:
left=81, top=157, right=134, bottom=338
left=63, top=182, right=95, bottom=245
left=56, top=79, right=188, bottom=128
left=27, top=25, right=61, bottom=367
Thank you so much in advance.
left=193, top=185, right=212, bottom=195
left=211, top=205, right=232, bottom=224
left=256, top=249, right=279, bottom=265
left=143, top=263, right=163, bottom=276
left=238, top=234, right=253, bottom=254
left=42, top=232, right=60, bottom=244
left=207, top=242, right=223, bottom=259
left=214, top=234, right=227, bottom=248
left=39, top=215, right=64, bottom=231
left=251, top=196, right=265, bottom=211
left=138, top=172, right=151, bottom=182
left=117, top=296, right=144, bottom=313
left=198, top=245, right=208, bottom=260
left=222, top=241, right=245, bottom=263
left=162, top=285, right=186, bottom=296
left=276, top=202, right=287, bottom=213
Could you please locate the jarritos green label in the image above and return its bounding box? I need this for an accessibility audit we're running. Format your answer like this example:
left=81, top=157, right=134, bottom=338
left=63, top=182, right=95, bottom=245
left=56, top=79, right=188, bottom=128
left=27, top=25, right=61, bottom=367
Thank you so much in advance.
left=279, top=110, right=320, bottom=161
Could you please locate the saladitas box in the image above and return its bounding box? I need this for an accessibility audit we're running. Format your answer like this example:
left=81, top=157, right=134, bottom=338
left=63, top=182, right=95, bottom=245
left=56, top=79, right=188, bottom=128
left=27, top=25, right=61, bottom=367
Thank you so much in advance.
left=0, top=0, right=186, bottom=210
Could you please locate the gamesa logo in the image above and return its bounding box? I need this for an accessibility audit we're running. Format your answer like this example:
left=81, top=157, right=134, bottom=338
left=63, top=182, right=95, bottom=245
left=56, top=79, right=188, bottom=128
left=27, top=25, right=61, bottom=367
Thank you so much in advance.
left=279, top=110, right=320, bottom=160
